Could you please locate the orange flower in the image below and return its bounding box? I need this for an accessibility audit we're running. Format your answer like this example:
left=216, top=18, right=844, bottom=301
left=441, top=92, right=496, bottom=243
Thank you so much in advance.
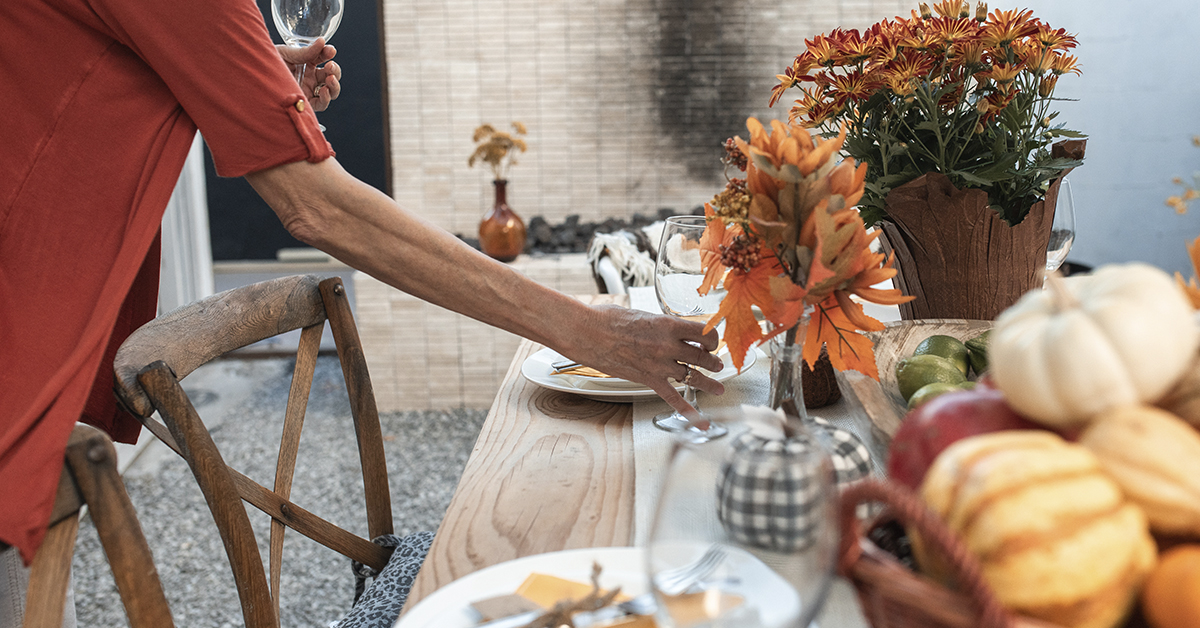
left=1015, top=40, right=1055, bottom=73
left=953, top=39, right=987, bottom=65
left=1051, top=53, right=1082, bottom=76
left=879, top=50, right=935, bottom=92
left=930, top=0, right=969, bottom=18
left=899, top=25, right=940, bottom=51
left=1034, top=24, right=1078, bottom=51
left=827, top=28, right=873, bottom=65
left=979, top=61, right=1022, bottom=84
left=926, top=16, right=979, bottom=47
left=981, top=7, right=1038, bottom=47
left=770, top=54, right=820, bottom=107
left=1037, top=74, right=1058, bottom=97
left=806, top=34, right=840, bottom=66
left=830, top=70, right=877, bottom=108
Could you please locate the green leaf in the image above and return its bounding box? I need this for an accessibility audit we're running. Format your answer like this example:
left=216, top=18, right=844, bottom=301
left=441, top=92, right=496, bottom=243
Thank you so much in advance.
left=953, top=170, right=999, bottom=185
left=858, top=204, right=888, bottom=228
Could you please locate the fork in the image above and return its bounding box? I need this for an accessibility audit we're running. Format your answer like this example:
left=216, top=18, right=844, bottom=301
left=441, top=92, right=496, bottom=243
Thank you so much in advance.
left=550, top=359, right=583, bottom=374
left=654, top=544, right=728, bottom=596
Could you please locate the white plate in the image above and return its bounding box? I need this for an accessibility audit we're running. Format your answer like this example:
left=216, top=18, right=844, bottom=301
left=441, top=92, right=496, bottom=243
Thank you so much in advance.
left=395, top=547, right=646, bottom=628
left=520, top=345, right=757, bottom=403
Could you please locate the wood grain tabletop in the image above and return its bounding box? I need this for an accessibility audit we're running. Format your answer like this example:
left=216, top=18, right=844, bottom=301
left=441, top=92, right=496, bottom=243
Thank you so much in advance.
left=404, top=294, right=636, bottom=608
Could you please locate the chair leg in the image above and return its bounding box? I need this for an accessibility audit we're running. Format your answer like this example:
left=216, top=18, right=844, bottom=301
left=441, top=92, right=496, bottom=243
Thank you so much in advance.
left=22, top=517, right=78, bottom=628
left=63, top=428, right=174, bottom=628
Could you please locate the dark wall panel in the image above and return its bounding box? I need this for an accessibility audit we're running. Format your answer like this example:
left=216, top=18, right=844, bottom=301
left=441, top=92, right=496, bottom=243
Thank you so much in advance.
left=206, top=0, right=388, bottom=261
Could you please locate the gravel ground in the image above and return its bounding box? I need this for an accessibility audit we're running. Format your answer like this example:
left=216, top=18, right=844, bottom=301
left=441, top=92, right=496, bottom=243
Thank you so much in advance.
left=70, top=356, right=487, bottom=627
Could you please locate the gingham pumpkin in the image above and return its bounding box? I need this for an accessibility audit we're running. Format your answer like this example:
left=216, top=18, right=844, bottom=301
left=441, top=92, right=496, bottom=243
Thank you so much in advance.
left=716, top=417, right=871, bottom=551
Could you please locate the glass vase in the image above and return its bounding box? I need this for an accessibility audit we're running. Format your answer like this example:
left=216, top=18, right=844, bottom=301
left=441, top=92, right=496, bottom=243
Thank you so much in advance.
left=767, top=315, right=810, bottom=420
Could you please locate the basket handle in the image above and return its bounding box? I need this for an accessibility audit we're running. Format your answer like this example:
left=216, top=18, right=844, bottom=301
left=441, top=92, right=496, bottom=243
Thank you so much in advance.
left=838, top=478, right=1013, bottom=628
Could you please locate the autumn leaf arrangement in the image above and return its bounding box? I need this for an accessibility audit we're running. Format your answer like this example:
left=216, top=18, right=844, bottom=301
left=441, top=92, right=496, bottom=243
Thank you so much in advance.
left=770, top=1, right=1084, bottom=228
left=698, top=117, right=912, bottom=389
left=1166, top=136, right=1200, bottom=215
left=468, top=122, right=528, bottom=180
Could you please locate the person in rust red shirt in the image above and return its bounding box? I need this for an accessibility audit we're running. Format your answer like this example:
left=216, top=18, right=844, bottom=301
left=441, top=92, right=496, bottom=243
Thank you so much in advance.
left=0, top=0, right=724, bottom=599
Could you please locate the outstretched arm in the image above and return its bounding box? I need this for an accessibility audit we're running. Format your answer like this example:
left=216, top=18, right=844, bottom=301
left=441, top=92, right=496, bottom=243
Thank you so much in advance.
left=244, top=157, right=725, bottom=419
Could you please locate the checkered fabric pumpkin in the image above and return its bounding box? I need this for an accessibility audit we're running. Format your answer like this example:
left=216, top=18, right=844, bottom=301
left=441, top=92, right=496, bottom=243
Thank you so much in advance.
left=808, top=416, right=872, bottom=487
left=716, top=419, right=872, bottom=552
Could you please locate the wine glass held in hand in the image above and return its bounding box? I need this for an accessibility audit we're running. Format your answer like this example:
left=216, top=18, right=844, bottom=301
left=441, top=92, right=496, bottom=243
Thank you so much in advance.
left=647, top=427, right=839, bottom=628
left=654, top=215, right=728, bottom=441
left=272, top=0, right=343, bottom=129
left=1046, top=178, right=1076, bottom=275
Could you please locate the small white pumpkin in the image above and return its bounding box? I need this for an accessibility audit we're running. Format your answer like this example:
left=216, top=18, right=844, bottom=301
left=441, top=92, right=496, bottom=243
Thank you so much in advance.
left=991, top=262, right=1198, bottom=429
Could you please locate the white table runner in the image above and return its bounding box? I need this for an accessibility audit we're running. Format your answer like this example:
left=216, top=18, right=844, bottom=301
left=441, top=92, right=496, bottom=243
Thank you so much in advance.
left=626, top=286, right=894, bottom=628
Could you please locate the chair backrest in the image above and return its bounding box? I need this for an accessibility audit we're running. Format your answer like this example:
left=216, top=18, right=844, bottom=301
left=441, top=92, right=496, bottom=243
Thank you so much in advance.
left=112, top=274, right=393, bottom=628
left=23, top=423, right=173, bottom=628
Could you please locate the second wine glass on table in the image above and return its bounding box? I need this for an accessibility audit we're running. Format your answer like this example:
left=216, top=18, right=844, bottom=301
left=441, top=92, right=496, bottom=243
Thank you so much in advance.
left=646, top=429, right=838, bottom=628
left=1046, top=178, right=1076, bottom=277
left=654, top=215, right=727, bottom=440
left=271, top=0, right=343, bottom=130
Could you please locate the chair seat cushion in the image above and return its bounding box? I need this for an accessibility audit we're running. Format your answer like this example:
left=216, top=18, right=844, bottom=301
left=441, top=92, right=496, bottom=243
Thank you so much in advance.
left=332, top=531, right=434, bottom=628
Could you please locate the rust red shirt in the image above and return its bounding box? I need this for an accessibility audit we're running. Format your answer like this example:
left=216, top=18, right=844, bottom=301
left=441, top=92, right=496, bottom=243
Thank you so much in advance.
left=0, top=0, right=333, bottom=562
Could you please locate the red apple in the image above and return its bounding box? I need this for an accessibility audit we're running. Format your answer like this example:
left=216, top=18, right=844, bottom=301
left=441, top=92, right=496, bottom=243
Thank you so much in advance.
left=887, top=387, right=1044, bottom=490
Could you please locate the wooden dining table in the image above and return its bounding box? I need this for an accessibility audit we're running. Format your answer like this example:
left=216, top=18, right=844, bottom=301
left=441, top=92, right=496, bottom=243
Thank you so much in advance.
left=400, top=290, right=900, bottom=627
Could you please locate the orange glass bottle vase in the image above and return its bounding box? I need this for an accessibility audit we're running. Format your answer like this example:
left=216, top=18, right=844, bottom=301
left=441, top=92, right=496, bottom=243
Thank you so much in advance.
left=478, top=179, right=526, bottom=262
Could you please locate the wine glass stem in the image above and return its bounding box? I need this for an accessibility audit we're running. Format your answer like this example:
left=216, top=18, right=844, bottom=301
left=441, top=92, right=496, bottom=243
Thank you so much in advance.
left=293, top=63, right=307, bottom=90
left=683, top=383, right=698, bottom=408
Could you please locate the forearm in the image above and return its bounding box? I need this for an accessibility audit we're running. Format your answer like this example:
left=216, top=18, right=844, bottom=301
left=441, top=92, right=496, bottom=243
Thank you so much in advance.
left=245, top=157, right=591, bottom=350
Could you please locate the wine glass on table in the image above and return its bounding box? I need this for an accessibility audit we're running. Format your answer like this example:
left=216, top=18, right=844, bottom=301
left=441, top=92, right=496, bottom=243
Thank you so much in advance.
left=654, top=215, right=727, bottom=441
left=271, top=0, right=343, bottom=131
left=1046, top=178, right=1076, bottom=278
left=646, top=430, right=838, bottom=628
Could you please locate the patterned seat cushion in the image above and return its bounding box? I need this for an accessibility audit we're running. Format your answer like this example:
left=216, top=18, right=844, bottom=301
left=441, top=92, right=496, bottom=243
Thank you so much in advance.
left=332, top=531, right=434, bottom=628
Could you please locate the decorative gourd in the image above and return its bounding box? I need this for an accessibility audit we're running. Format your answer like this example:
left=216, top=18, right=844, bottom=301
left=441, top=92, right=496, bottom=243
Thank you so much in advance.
left=917, top=430, right=1157, bottom=628
left=991, top=262, right=1199, bottom=430
left=1141, top=545, right=1200, bottom=628
left=1079, top=404, right=1200, bottom=537
left=716, top=407, right=870, bottom=551
left=1156, top=349, right=1200, bottom=428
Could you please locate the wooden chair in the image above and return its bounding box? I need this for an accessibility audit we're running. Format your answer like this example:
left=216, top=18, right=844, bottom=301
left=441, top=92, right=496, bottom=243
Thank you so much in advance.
left=112, top=274, right=414, bottom=628
left=22, top=423, right=173, bottom=628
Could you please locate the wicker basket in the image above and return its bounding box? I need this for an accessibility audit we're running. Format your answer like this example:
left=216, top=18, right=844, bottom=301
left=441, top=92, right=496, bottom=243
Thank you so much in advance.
left=837, top=479, right=1151, bottom=628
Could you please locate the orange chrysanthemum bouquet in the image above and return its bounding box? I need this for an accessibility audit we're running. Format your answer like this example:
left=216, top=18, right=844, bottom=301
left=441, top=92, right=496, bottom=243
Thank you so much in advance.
left=698, top=118, right=912, bottom=404
left=770, top=1, right=1084, bottom=228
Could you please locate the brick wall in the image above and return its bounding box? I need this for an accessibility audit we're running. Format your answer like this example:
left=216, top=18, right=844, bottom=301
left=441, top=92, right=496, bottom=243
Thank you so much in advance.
left=379, top=0, right=910, bottom=237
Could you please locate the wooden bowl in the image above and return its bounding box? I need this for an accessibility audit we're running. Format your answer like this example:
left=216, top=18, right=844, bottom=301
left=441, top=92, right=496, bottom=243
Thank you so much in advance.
left=835, top=319, right=993, bottom=440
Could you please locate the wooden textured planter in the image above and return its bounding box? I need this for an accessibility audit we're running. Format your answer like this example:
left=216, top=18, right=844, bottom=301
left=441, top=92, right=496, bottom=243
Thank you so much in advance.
left=879, top=140, right=1085, bottom=321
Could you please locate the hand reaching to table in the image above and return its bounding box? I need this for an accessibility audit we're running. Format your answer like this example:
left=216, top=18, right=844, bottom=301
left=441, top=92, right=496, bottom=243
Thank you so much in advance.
left=562, top=304, right=726, bottom=422
left=276, top=38, right=342, bottom=111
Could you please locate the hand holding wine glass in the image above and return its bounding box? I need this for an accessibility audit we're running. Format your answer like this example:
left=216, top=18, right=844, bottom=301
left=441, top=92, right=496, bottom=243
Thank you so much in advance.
left=272, top=0, right=343, bottom=127
left=654, top=215, right=728, bottom=441
left=275, top=40, right=341, bottom=111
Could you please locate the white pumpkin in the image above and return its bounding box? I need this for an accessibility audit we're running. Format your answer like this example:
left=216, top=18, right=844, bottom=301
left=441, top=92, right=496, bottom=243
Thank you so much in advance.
left=991, top=262, right=1199, bottom=429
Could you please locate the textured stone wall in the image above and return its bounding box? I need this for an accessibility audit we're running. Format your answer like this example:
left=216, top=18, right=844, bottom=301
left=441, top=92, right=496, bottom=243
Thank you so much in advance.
left=379, top=0, right=909, bottom=237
